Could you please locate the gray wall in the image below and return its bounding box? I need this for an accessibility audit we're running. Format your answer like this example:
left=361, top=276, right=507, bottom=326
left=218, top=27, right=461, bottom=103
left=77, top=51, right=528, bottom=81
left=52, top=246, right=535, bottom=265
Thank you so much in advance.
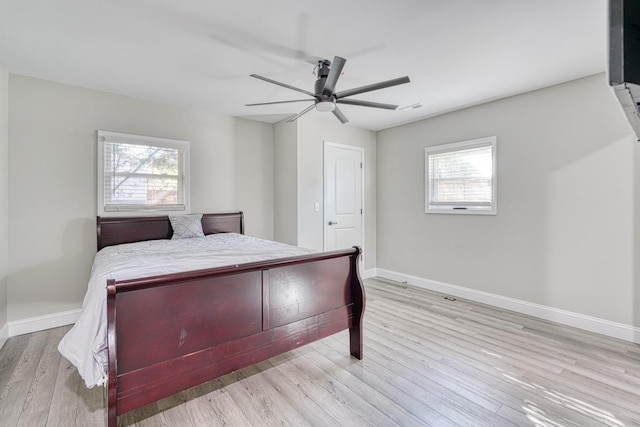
left=7, top=75, right=273, bottom=321
left=234, top=118, right=274, bottom=239
left=0, top=65, right=8, bottom=330
left=273, top=120, right=298, bottom=246
left=377, top=73, right=639, bottom=327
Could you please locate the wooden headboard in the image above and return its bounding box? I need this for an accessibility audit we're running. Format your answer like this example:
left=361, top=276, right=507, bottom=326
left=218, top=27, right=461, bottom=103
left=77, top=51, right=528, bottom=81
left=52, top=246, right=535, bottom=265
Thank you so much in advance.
left=96, top=212, right=244, bottom=251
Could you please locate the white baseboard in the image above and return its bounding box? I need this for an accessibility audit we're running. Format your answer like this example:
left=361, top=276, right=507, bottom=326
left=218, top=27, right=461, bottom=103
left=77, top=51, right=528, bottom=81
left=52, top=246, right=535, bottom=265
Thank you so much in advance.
left=8, top=309, right=82, bottom=337
left=0, top=322, right=8, bottom=351
left=376, top=268, right=640, bottom=345
left=361, top=268, right=378, bottom=279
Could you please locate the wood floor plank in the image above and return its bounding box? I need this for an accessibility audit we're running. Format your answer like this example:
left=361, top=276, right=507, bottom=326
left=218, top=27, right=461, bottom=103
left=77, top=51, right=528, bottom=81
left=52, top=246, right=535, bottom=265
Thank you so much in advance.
left=371, top=298, right=575, bottom=373
left=360, top=332, right=504, bottom=413
left=231, top=364, right=313, bottom=427
left=45, top=355, right=80, bottom=427
left=371, top=278, right=634, bottom=355
left=309, top=336, right=454, bottom=426
left=369, top=301, right=570, bottom=376
left=0, top=328, right=49, bottom=426
left=241, top=360, right=341, bottom=427
left=181, top=379, right=246, bottom=427
left=1, top=277, right=639, bottom=427
left=216, top=362, right=313, bottom=427
left=74, top=370, right=105, bottom=426
left=192, top=387, right=252, bottom=427
left=495, top=404, right=534, bottom=426
left=15, top=327, right=67, bottom=426
left=269, top=351, right=397, bottom=426
left=319, top=336, right=516, bottom=427
left=283, top=348, right=406, bottom=427
left=366, top=309, right=532, bottom=378
left=0, top=334, right=29, bottom=394
left=125, top=402, right=165, bottom=427
left=361, top=329, right=543, bottom=417
left=300, top=349, right=429, bottom=427
left=145, top=392, right=194, bottom=427
left=367, top=298, right=640, bottom=422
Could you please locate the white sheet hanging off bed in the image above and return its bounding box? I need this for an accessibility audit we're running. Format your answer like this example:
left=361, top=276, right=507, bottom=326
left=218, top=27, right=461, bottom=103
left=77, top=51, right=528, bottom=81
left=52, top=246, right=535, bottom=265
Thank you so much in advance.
left=58, top=233, right=313, bottom=388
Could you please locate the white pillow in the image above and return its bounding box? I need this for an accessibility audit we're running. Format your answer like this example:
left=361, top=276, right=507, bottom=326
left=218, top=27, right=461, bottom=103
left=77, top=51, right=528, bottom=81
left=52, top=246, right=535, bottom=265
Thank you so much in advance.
left=169, top=214, right=205, bottom=239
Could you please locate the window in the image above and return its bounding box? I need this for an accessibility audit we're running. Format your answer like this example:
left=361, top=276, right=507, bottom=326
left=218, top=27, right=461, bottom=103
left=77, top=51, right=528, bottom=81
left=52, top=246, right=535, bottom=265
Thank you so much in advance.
left=97, top=131, right=190, bottom=216
left=425, top=136, right=497, bottom=215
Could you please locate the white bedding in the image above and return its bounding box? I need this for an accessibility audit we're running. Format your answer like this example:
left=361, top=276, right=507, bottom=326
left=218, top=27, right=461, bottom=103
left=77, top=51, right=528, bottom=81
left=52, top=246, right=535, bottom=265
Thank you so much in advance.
left=57, top=233, right=314, bottom=388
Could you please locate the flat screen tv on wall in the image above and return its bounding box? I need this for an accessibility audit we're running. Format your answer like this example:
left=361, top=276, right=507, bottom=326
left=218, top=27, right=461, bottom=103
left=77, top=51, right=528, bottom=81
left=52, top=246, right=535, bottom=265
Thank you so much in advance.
left=609, top=0, right=640, bottom=141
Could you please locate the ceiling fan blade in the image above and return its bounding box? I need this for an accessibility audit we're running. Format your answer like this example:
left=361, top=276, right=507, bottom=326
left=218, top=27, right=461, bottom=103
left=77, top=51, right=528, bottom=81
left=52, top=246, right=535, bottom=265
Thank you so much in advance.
left=337, top=98, right=398, bottom=110
left=332, top=106, right=349, bottom=124
left=335, top=76, right=410, bottom=99
left=246, top=99, right=312, bottom=106
left=347, top=43, right=387, bottom=59
left=208, top=19, right=321, bottom=65
left=286, top=104, right=316, bottom=122
left=293, top=13, right=324, bottom=64
left=250, top=74, right=315, bottom=97
left=322, top=56, right=346, bottom=96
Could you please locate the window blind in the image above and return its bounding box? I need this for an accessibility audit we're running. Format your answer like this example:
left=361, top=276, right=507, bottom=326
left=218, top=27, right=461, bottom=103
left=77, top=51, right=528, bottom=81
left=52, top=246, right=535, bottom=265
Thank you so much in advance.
left=425, top=136, right=496, bottom=214
left=428, top=145, right=492, bottom=206
left=101, top=137, right=187, bottom=213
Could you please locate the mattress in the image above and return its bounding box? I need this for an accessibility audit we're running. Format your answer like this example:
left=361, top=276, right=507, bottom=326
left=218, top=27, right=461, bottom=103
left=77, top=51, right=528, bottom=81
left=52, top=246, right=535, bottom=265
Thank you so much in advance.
left=58, top=233, right=314, bottom=388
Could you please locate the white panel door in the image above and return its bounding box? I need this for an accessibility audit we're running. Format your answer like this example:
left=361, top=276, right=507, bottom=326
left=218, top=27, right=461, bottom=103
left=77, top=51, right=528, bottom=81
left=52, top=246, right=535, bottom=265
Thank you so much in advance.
left=324, top=143, right=363, bottom=254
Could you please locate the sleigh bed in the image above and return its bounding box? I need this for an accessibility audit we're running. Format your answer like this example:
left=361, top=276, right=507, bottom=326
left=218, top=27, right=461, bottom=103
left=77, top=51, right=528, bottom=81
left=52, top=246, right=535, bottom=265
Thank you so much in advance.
left=88, top=212, right=365, bottom=427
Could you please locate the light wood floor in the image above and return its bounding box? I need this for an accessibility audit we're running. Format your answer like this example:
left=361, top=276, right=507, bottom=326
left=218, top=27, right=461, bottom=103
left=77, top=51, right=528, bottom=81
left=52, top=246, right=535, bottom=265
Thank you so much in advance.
left=1, top=278, right=640, bottom=426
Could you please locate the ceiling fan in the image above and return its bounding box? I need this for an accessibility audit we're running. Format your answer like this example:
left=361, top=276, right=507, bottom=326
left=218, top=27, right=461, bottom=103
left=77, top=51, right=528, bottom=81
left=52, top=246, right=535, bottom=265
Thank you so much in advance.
left=246, top=56, right=410, bottom=124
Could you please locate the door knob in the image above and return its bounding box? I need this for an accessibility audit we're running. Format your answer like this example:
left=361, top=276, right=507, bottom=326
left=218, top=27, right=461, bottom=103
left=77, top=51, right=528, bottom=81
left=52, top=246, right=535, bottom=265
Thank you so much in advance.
left=328, top=221, right=338, bottom=225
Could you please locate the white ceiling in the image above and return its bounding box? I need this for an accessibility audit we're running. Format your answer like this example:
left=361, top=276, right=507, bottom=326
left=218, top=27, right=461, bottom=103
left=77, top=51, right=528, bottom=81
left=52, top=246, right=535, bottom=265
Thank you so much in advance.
left=0, top=0, right=607, bottom=131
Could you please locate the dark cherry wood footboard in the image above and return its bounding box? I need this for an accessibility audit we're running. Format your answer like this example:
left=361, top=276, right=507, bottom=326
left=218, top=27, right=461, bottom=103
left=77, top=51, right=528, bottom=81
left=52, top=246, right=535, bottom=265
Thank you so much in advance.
left=99, top=213, right=365, bottom=427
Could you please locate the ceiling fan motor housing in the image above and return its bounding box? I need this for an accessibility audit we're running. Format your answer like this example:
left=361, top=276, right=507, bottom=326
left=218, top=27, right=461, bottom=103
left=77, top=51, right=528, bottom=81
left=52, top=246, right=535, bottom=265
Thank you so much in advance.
left=314, top=59, right=332, bottom=95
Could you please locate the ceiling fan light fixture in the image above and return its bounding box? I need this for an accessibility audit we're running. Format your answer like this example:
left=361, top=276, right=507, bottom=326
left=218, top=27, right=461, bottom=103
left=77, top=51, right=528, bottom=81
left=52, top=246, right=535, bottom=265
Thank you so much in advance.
left=316, top=101, right=336, bottom=112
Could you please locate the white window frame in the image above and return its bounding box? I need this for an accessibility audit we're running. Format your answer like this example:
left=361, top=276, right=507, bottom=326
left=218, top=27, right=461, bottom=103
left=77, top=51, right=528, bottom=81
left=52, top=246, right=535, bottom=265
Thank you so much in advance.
left=425, top=136, right=497, bottom=215
left=97, top=130, right=191, bottom=217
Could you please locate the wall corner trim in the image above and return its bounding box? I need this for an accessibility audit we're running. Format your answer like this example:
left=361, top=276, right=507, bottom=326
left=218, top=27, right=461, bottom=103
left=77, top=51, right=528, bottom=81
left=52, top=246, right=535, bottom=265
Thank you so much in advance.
left=0, top=322, right=8, bottom=351
left=8, top=308, right=81, bottom=337
left=376, top=269, right=640, bottom=345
